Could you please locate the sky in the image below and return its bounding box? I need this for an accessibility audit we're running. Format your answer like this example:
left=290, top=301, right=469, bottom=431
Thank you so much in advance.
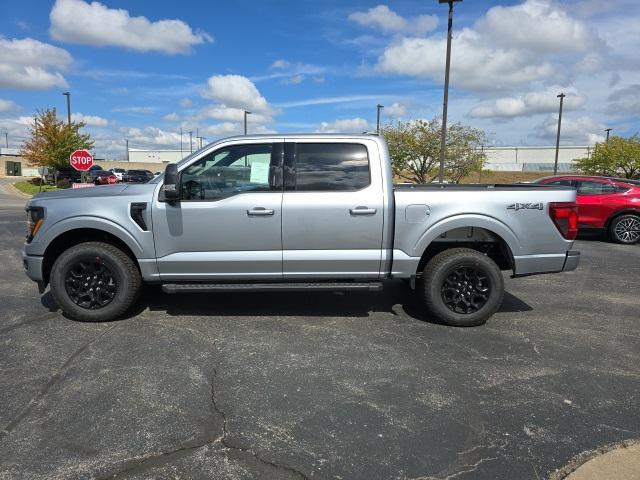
left=0, top=0, right=639, bottom=159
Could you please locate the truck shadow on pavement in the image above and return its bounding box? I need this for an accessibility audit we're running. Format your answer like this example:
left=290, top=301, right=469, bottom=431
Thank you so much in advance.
left=41, top=282, right=532, bottom=325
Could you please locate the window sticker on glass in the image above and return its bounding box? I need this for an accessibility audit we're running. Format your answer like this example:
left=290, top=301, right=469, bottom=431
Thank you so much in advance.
left=250, top=161, right=270, bottom=184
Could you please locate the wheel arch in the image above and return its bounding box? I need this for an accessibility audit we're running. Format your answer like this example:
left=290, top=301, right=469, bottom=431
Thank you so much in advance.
left=604, top=208, right=640, bottom=230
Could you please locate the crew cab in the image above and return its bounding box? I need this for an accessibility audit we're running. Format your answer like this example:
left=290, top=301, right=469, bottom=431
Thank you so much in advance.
left=23, top=134, right=580, bottom=326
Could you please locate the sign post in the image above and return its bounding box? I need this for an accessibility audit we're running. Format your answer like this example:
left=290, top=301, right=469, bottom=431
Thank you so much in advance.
left=69, top=149, right=94, bottom=188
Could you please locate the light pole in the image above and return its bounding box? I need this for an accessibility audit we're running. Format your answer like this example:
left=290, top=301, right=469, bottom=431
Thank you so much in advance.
left=605, top=128, right=612, bottom=142
left=125, top=139, right=129, bottom=161
left=244, top=110, right=251, bottom=135
left=180, top=127, right=183, bottom=157
left=4, top=132, right=7, bottom=148
left=189, top=131, right=193, bottom=153
left=62, top=91, right=71, bottom=126
left=376, top=104, right=384, bottom=133
left=553, top=92, right=566, bottom=175
left=438, top=0, right=462, bottom=184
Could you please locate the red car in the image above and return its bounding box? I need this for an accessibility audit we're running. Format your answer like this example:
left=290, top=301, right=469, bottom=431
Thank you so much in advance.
left=90, top=170, right=118, bottom=185
left=535, top=175, right=640, bottom=244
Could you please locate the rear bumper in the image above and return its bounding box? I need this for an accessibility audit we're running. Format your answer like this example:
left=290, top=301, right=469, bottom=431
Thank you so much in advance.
left=562, top=250, right=580, bottom=272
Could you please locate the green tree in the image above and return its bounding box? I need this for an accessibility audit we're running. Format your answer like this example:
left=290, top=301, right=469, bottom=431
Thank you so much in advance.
left=576, top=135, right=640, bottom=179
left=381, top=118, right=487, bottom=183
left=21, top=108, right=94, bottom=169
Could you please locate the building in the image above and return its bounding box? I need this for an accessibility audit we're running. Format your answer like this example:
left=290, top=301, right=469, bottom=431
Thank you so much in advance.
left=127, top=149, right=186, bottom=164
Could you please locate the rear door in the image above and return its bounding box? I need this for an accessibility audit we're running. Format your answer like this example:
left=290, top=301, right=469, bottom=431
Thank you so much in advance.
left=281, top=139, right=384, bottom=279
left=575, top=179, right=618, bottom=228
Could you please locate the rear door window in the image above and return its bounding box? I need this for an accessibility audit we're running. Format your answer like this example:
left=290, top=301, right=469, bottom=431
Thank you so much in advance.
left=576, top=180, right=616, bottom=195
left=291, top=143, right=370, bottom=191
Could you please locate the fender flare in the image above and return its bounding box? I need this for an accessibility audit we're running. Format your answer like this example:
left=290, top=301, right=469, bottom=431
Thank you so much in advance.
left=411, top=214, right=522, bottom=258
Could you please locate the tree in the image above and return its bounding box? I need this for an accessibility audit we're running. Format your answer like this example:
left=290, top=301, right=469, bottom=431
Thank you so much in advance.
left=576, top=135, right=640, bottom=179
left=21, top=109, right=94, bottom=169
left=381, top=118, right=486, bottom=183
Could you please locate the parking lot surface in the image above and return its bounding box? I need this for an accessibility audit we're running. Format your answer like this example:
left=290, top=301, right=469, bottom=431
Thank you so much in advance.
left=1, top=188, right=639, bottom=479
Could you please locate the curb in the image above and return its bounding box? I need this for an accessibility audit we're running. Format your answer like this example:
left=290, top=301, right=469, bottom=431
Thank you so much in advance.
left=6, top=182, right=34, bottom=198
left=549, top=438, right=640, bottom=480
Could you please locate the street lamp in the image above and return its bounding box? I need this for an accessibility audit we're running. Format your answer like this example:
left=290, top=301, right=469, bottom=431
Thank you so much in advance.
left=62, top=91, right=71, bottom=126
left=605, top=128, right=612, bottom=142
left=376, top=104, right=384, bottom=133
left=437, top=0, right=462, bottom=184
left=244, top=110, right=251, bottom=135
left=553, top=92, right=566, bottom=175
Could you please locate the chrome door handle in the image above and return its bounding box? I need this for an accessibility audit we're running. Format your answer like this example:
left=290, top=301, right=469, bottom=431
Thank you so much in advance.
left=247, top=207, right=275, bottom=216
left=349, top=206, right=377, bottom=215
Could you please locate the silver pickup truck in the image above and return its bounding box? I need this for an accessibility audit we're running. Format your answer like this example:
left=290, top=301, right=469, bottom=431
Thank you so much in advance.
left=23, top=134, right=580, bottom=326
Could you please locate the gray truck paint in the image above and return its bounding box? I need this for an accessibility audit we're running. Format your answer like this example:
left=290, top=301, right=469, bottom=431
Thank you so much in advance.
left=22, top=134, right=578, bottom=286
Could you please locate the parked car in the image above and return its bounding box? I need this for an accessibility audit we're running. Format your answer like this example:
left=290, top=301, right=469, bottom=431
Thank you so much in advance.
left=23, top=134, right=579, bottom=325
left=89, top=170, right=118, bottom=185
left=123, top=169, right=154, bottom=183
left=535, top=175, right=640, bottom=244
left=89, top=165, right=103, bottom=172
left=109, top=168, right=126, bottom=181
left=46, top=167, right=81, bottom=184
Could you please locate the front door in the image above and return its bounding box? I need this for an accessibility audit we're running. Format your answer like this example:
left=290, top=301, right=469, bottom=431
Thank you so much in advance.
left=152, top=141, right=284, bottom=280
left=575, top=179, right=618, bottom=228
left=281, top=140, right=384, bottom=279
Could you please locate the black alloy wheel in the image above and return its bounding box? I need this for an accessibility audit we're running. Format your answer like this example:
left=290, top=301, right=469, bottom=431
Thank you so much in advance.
left=65, top=259, right=117, bottom=309
left=441, top=265, right=491, bottom=314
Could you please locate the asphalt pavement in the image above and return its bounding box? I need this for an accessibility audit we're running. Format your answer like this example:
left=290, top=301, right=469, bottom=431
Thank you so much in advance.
left=0, top=183, right=638, bottom=479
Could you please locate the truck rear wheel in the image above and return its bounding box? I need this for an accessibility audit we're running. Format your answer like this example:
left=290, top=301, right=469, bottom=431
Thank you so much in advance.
left=50, top=242, right=141, bottom=322
left=418, top=248, right=504, bottom=327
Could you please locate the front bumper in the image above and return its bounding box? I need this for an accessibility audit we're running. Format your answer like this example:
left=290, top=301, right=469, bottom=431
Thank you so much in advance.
left=562, top=250, right=580, bottom=272
left=22, top=251, right=44, bottom=282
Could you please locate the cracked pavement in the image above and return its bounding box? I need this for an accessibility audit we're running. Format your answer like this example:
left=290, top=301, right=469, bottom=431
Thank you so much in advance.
left=0, top=190, right=639, bottom=479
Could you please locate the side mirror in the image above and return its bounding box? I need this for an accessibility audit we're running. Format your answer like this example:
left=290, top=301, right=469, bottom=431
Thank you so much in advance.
left=163, top=163, right=180, bottom=200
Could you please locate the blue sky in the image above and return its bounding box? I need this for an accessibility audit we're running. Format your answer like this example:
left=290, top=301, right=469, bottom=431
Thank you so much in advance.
left=1, top=0, right=639, bottom=158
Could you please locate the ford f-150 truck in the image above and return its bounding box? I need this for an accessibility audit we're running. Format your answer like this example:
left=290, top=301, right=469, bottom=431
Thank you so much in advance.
left=23, top=134, right=580, bottom=326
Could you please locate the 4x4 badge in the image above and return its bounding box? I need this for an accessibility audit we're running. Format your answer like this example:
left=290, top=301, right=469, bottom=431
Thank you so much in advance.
left=507, top=202, right=543, bottom=211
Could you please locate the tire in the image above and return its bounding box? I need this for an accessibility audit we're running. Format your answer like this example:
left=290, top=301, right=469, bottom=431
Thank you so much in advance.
left=50, top=242, right=142, bottom=322
left=609, top=214, right=640, bottom=244
left=418, top=248, right=504, bottom=327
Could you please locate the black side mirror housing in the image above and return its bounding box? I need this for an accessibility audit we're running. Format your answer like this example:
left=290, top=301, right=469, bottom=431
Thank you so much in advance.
left=163, top=164, right=180, bottom=200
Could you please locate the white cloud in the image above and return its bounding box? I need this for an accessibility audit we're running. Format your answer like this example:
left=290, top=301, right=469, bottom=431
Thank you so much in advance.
left=0, top=37, right=71, bottom=90
left=179, top=98, right=193, bottom=108
left=49, top=0, right=212, bottom=54
left=270, top=59, right=290, bottom=69
left=201, top=75, right=276, bottom=115
left=316, top=118, right=370, bottom=133
left=283, top=74, right=304, bottom=85
left=384, top=102, right=406, bottom=118
left=469, top=86, right=585, bottom=119
left=606, top=84, right=640, bottom=116
left=535, top=115, right=604, bottom=145
left=349, top=5, right=438, bottom=35
left=0, top=115, right=33, bottom=147
left=0, top=99, right=21, bottom=113
left=198, top=106, right=270, bottom=124
left=71, top=113, right=109, bottom=127
left=163, top=112, right=180, bottom=121
left=376, top=0, right=604, bottom=92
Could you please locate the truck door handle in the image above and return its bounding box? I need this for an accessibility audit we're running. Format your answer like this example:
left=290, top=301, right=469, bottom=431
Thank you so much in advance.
left=349, top=206, right=377, bottom=216
left=247, top=207, right=275, bottom=216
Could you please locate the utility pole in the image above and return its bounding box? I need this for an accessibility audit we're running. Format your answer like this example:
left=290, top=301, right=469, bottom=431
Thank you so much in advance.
left=605, top=128, right=612, bottom=142
left=376, top=104, right=384, bottom=133
left=180, top=127, right=183, bottom=158
left=62, top=91, right=71, bottom=126
left=4, top=132, right=7, bottom=148
left=438, top=0, right=462, bottom=184
left=125, top=139, right=129, bottom=161
left=189, top=131, right=193, bottom=153
left=553, top=92, right=566, bottom=175
left=244, top=110, right=251, bottom=135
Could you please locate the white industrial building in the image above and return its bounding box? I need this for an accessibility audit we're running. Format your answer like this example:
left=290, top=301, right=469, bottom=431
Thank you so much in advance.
left=127, top=149, right=186, bottom=164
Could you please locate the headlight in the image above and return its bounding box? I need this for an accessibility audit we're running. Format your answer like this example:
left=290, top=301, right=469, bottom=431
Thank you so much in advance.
left=26, top=206, right=45, bottom=243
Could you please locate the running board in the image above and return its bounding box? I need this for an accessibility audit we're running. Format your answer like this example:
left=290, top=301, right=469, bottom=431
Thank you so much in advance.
left=162, top=281, right=383, bottom=294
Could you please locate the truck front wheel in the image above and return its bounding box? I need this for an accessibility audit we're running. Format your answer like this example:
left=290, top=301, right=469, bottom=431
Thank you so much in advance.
left=50, top=242, right=141, bottom=322
left=418, top=248, right=504, bottom=327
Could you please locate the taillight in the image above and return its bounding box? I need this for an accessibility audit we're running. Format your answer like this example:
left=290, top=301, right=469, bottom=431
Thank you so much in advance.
left=549, top=202, right=578, bottom=240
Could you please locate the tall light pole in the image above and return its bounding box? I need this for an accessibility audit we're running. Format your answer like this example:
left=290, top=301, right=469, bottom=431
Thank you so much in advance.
left=553, top=92, right=566, bottom=175
left=438, top=0, right=462, bottom=184
left=180, top=127, right=183, bottom=157
left=4, top=132, right=7, bottom=148
left=244, top=110, right=251, bottom=135
left=189, top=131, right=193, bottom=153
left=605, top=128, right=612, bottom=142
left=376, top=104, right=384, bottom=133
left=125, top=139, right=129, bottom=161
left=62, top=91, right=71, bottom=126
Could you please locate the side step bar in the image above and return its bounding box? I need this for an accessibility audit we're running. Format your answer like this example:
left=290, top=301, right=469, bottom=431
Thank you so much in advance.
left=162, top=281, right=383, bottom=294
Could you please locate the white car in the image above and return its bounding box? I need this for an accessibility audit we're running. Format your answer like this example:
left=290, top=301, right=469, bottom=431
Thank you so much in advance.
left=109, top=168, right=126, bottom=181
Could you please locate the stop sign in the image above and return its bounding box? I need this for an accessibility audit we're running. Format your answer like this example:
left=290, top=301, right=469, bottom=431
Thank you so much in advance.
left=70, top=149, right=94, bottom=171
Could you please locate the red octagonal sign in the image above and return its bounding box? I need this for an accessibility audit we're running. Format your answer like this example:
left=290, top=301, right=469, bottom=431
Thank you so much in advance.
left=70, top=149, right=94, bottom=171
